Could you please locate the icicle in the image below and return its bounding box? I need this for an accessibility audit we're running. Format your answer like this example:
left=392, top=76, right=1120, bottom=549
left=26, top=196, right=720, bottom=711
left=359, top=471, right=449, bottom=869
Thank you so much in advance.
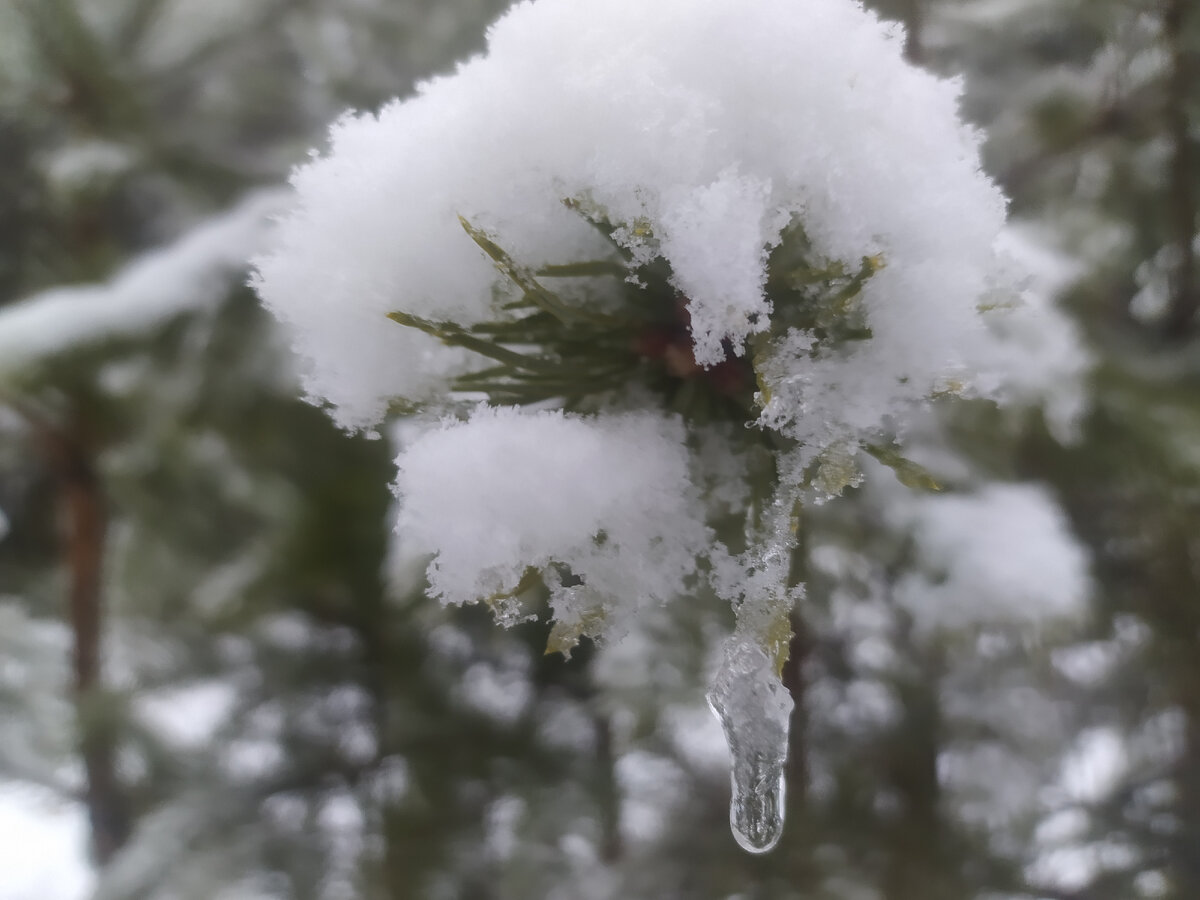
left=707, top=636, right=792, bottom=853
left=709, top=469, right=802, bottom=853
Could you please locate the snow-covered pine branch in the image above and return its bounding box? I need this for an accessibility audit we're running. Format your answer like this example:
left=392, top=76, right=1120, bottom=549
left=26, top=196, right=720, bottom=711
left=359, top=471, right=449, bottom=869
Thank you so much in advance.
left=252, top=0, right=1085, bottom=853
left=0, top=191, right=284, bottom=379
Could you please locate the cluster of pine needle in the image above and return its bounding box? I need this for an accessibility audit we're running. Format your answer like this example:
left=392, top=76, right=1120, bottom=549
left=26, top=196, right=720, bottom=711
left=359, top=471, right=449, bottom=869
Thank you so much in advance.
left=388, top=202, right=882, bottom=430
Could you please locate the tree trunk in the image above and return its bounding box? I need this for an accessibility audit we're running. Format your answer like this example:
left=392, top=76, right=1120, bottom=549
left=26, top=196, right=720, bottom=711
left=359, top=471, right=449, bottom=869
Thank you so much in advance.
left=31, top=408, right=131, bottom=865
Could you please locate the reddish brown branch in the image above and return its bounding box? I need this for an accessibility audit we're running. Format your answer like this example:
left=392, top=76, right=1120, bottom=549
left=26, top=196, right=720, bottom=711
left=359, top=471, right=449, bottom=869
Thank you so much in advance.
left=19, top=404, right=131, bottom=864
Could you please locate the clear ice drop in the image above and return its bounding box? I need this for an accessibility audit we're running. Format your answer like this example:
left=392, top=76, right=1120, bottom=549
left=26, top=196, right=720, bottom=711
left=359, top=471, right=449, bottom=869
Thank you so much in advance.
left=707, top=636, right=793, bottom=854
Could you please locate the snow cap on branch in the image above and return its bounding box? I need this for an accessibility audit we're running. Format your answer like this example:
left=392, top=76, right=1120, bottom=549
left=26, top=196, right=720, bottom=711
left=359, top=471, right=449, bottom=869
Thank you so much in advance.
left=394, top=406, right=709, bottom=626
left=253, top=0, right=1010, bottom=446
left=887, top=483, right=1090, bottom=634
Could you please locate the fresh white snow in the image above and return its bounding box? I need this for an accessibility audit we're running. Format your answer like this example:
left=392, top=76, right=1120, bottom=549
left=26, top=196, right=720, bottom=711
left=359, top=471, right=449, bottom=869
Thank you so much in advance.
left=253, top=0, right=1011, bottom=442
left=394, top=405, right=709, bottom=630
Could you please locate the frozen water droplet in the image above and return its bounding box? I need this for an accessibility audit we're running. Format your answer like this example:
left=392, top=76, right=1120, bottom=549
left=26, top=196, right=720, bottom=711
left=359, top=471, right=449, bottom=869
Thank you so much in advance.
left=728, top=749, right=786, bottom=852
left=707, top=637, right=792, bottom=854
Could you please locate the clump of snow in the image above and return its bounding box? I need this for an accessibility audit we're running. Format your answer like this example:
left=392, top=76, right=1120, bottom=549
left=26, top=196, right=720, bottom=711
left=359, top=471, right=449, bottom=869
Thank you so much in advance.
left=253, top=0, right=1010, bottom=441
left=1130, top=236, right=1200, bottom=326
left=616, top=751, right=687, bottom=844
left=456, top=650, right=534, bottom=725
left=887, top=483, right=1090, bottom=634
left=394, top=406, right=709, bottom=627
left=135, top=681, right=237, bottom=750
left=986, top=223, right=1090, bottom=439
left=42, top=140, right=137, bottom=195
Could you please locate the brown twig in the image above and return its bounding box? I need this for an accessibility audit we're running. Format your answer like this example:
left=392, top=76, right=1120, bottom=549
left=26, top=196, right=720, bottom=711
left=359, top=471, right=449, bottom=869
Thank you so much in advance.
left=12, top=399, right=131, bottom=864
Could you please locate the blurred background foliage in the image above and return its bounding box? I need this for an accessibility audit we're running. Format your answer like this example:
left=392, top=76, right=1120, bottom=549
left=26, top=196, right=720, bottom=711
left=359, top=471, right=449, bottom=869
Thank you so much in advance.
left=1, top=0, right=1200, bottom=898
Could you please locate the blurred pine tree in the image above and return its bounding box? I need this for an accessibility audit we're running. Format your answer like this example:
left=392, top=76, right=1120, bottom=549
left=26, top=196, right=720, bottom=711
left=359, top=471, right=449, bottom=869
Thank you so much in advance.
left=903, top=1, right=1200, bottom=897
left=4, top=1, right=1199, bottom=899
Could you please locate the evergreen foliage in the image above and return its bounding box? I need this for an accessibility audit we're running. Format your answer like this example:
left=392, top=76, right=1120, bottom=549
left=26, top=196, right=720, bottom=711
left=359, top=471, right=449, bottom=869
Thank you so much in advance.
left=1, top=1, right=1199, bottom=899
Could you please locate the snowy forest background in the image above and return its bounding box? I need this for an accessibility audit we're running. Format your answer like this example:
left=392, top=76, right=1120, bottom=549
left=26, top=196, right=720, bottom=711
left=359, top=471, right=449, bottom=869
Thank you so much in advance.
left=1, top=0, right=1199, bottom=898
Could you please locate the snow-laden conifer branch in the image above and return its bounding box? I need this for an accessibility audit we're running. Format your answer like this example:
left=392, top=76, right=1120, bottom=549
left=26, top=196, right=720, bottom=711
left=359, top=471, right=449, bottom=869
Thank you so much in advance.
left=0, top=191, right=284, bottom=378
left=252, top=0, right=1087, bottom=853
